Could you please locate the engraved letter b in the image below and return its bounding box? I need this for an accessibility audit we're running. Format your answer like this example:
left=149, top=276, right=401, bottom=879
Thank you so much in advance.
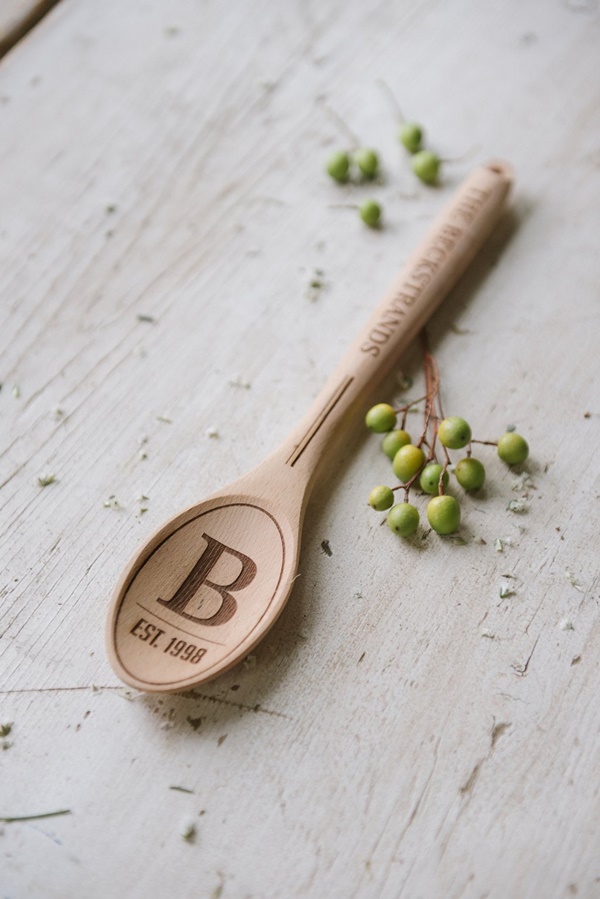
left=157, top=533, right=257, bottom=626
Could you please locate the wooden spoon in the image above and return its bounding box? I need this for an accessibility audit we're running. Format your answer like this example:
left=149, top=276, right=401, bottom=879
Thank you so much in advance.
left=106, top=161, right=513, bottom=693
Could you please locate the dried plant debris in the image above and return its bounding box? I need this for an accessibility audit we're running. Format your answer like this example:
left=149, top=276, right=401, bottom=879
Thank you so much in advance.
left=103, top=495, right=122, bottom=510
left=180, top=818, right=197, bottom=842
left=559, top=618, right=574, bottom=631
left=507, top=499, right=526, bottom=513
left=512, top=472, right=536, bottom=492
left=116, top=688, right=136, bottom=701
left=494, top=536, right=512, bottom=553
left=565, top=569, right=583, bottom=592
left=396, top=372, right=413, bottom=392
left=138, top=435, right=149, bottom=461
left=499, top=579, right=516, bottom=599
left=0, top=724, right=12, bottom=738
left=155, top=415, right=173, bottom=424
left=228, top=374, right=252, bottom=389
left=169, top=786, right=194, bottom=794
left=306, top=269, right=326, bottom=301
left=37, top=474, right=56, bottom=487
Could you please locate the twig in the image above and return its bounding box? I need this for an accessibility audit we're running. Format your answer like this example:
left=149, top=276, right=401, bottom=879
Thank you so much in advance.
left=0, top=809, right=71, bottom=824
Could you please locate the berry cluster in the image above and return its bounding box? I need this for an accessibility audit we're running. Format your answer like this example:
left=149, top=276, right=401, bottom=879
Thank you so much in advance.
left=324, top=85, right=443, bottom=228
left=365, top=336, right=529, bottom=538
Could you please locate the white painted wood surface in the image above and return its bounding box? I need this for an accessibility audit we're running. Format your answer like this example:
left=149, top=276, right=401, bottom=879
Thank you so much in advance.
left=0, top=1, right=599, bottom=897
left=0, top=0, right=57, bottom=57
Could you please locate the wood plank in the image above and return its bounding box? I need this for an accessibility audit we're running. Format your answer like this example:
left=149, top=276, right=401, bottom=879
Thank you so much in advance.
left=1, top=0, right=599, bottom=896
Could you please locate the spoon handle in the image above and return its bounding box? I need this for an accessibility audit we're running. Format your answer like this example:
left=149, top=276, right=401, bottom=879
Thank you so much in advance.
left=276, top=161, right=513, bottom=486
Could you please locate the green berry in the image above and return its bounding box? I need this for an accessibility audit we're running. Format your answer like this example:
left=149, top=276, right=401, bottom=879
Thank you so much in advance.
left=427, top=495, right=461, bottom=535
left=438, top=416, right=472, bottom=450
left=419, top=462, right=449, bottom=495
left=326, top=150, right=350, bottom=182
left=399, top=122, right=423, bottom=153
left=412, top=149, right=440, bottom=184
left=497, top=432, right=529, bottom=465
left=382, top=429, right=411, bottom=460
left=359, top=199, right=381, bottom=228
left=368, top=485, right=395, bottom=511
left=387, top=502, right=419, bottom=537
left=365, top=403, right=396, bottom=433
left=392, top=444, right=425, bottom=482
left=355, top=147, right=379, bottom=178
left=455, top=457, right=486, bottom=491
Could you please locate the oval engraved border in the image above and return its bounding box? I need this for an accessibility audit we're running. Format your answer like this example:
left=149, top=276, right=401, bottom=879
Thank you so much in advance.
left=113, top=502, right=286, bottom=688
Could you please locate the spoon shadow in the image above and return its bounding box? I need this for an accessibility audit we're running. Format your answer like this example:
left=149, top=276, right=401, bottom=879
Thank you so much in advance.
left=427, top=201, right=528, bottom=345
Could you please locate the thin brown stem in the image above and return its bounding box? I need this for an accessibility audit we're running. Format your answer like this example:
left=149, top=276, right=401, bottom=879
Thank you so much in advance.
left=418, top=330, right=440, bottom=449
left=393, top=395, right=428, bottom=414
left=438, top=461, right=449, bottom=496
left=401, top=461, right=427, bottom=499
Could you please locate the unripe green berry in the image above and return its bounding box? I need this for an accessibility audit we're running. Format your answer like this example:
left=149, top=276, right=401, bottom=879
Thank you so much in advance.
left=419, top=462, right=449, bottom=495
left=412, top=149, right=440, bottom=184
left=392, top=444, right=425, bottom=482
left=359, top=198, right=381, bottom=228
left=497, top=432, right=529, bottom=465
left=326, top=150, right=350, bottom=182
left=387, top=502, right=419, bottom=537
left=365, top=403, right=396, bottom=433
left=427, top=495, right=461, bottom=535
left=438, top=416, right=472, bottom=449
left=399, top=122, right=423, bottom=153
left=455, top=457, right=486, bottom=491
left=382, top=429, right=411, bottom=460
left=368, top=485, right=395, bottom=511
left=355, top=147, right=379, bottom=178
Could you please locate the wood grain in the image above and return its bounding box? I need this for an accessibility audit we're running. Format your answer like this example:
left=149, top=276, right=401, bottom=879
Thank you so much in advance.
left=1, top=1, right=599, bottom=897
